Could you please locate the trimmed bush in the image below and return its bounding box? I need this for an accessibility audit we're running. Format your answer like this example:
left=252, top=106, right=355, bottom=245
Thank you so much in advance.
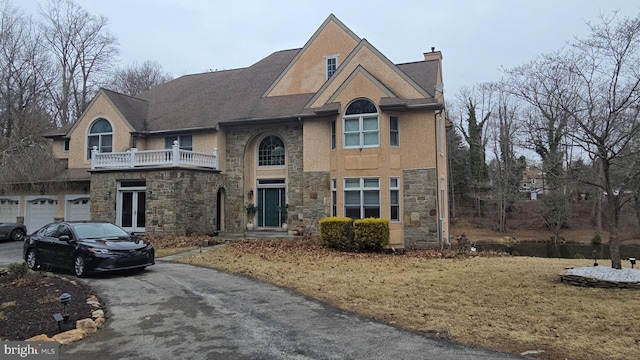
left=591, top=233, right=602, bottom=245
left=353, top=218, right=389, bottom=252
left=319, top=217, right=354, bottom=250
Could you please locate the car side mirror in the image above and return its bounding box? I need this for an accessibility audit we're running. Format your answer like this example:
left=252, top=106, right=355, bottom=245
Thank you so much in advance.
left=59, top=235, right=71, bottom=241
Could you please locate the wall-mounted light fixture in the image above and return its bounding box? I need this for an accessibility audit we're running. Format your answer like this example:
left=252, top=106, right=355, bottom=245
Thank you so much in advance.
left=248, top=189, right=254, bottom=199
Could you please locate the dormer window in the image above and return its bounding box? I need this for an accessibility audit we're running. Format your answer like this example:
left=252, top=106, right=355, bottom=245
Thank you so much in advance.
left=326, top=56, right=337, bottom=79
left=87, top=118, right=112, bottom=159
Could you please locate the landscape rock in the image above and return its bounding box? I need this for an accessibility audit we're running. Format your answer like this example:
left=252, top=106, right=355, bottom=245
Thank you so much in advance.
left=91, top=309, right=105, bottom=318
left=25, top=334, right=55, bottom=342
left=52, top=329, right=85, bottom=344
left=76, top=318, right=97, bottom=334
left=94, top=317, right=106, bottom=328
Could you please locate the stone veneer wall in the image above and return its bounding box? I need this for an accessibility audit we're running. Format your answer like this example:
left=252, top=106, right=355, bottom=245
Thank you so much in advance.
left=402, top=168, right=438, bottom=248
left=300, top=171, right=331, bottom=233
left=90, top=168, right=223, bottom=236
left=224, top=121, right=307, bottom=233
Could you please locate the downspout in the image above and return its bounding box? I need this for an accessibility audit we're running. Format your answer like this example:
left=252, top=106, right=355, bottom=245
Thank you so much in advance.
left=434, top=108, right=444, bottom=249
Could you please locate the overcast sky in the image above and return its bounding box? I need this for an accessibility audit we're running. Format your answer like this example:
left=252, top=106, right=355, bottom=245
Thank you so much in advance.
left=20, top=0, right=640, bottom=97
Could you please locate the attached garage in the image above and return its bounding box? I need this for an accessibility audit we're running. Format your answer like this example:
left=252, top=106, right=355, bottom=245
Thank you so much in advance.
left=25, top=197, right=58, bottom=233
left=0, top=197, right=20, bottom=223
left=65, top=196, right=91, bottom=221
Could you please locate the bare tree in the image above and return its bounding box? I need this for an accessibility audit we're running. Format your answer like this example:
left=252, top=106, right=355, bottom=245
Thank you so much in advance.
left=40, top=0, right=118, bottom=126
left=562, top=12, right=640, bottom=269
left=486, top=85, right=524, bottom=232
left=108, top=60, right=172, bottom=96
left=455, top=84, right=493, bottom=216
left=0, top=0, right=54, bottom=139
left=503, top=54, right=579, bottom=242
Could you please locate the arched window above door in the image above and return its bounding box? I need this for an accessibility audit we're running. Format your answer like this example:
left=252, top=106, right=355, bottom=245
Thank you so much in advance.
left=258, top=135, right=285, bottom=166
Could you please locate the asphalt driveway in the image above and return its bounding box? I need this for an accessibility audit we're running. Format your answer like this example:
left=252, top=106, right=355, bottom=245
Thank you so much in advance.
left=0, top=242, right=524, bottom=359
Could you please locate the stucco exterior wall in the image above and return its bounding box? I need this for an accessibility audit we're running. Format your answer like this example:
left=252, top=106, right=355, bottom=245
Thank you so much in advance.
left=267, top=21, right=359, bottom=96
left=67, top=93, right=133, bottom=169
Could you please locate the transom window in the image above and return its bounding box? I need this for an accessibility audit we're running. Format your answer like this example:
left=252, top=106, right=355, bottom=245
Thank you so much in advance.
left=343, top=99, right=379, bottom=148
left=87, top=118, right=112, bottom=159
left=258, top=135, right=285, bottom=166
left=344, top=177, right=380, bottom=219
left=165, top=135, right=193, bottom=150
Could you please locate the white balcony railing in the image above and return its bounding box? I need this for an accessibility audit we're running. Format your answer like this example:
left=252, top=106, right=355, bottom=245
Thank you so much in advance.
left=91, top=141, right=218, bottom=170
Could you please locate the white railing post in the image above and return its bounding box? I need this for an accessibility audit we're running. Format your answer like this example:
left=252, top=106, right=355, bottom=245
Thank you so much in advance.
left=129, top=148, right=137, bottom=168
left=91, top=146, right=99, bottom=169
left=213, top=148, right=218, bottom=169
left=172, top=140, right=180, bottom=166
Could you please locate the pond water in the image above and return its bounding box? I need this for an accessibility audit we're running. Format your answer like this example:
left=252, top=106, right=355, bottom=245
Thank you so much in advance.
left=477, top=242, right=640, bottom=260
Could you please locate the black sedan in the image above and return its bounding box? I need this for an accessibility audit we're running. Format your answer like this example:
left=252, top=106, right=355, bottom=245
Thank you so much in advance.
left=0, top=222, right=27, bottom=241
left=23, top=221, right=154, bottom=277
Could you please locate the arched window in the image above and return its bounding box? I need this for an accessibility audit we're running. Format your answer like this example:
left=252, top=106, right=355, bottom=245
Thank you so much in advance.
left=343, top=98, right=379, bottom=148
left=87, top=118, right=113, bottom=159
left=258, top=135, right=285, bottom=166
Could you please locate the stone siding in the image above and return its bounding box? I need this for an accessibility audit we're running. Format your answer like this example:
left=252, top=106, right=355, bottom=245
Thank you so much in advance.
left=300, top=171, right=331, bottom=233
left=90, top=168, right=224, bottom=236
left=224, top=121, right=306, bottom=233
left=402, top=168, right=438, bottom=248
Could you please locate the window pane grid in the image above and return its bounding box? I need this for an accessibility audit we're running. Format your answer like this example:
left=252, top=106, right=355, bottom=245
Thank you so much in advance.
left=343, top=177, right=380, bottom=220
left=390, top=177, right=400, bottom=222
left=258, top=135, right=285, bottom=166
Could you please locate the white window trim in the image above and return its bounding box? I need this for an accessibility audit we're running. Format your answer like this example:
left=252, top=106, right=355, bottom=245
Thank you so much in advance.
left=87, top=118, right=113, bottom=160
left=326, top=55, right=338, bottom=80
left=390, top=177, right=400, bottom=222
left=343, top=177, right=380, bottom=219
left=389, top=116, right=399, bottom=147
left=343, top=114, right=380, bottom=149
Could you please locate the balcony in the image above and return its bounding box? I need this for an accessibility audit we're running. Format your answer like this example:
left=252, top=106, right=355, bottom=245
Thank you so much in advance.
left=91, top=142, right=218, bottom=170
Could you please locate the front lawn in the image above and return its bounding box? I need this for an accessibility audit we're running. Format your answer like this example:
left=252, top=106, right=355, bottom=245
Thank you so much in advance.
left=174, top=237, right=639, bottom=360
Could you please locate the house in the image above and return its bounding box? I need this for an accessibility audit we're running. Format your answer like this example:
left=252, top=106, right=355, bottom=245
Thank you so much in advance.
left=519, top=167, right=545, bottom=200
left=1, top=14, right=448, bottom=248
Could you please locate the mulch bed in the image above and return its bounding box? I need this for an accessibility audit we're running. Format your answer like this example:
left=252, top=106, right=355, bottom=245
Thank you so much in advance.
left=0, top=271, right=95, bottom=340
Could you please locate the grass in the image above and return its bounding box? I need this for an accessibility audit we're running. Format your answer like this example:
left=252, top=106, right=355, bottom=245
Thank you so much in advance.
left=172, top=237, right=640, bottom=360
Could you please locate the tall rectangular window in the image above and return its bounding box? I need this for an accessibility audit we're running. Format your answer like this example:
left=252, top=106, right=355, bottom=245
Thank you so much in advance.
left=165, top=135, right=193, bottom=151
left=64, top=139, right=70, bottom=152
left=331, top=120, right=336, bottom=150
left=389, top=116, right=399, bottom=147
left=331, top=179, right=337, bottom=216
left=326, top=56, right=337, bottom=79
left=344, top=178, right=380, bottom=219
left=390, top=177, right=400, bottom=221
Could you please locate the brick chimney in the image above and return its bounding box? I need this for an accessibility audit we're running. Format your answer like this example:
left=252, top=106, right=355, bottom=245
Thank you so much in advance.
left=424, top=46, right=442, bottom=61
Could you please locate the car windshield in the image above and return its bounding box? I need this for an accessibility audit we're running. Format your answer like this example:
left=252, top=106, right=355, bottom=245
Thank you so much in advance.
left=71, top=223, right=129, bottom=239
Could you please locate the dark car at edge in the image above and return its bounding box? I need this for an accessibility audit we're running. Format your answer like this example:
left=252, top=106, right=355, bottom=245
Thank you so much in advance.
left=23, top=221, right=155, bottom=277
left=0, top=222, right=27, bottom=241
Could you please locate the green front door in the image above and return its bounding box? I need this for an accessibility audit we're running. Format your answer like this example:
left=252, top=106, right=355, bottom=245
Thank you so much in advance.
left=257, top=188, right=285, bottom=227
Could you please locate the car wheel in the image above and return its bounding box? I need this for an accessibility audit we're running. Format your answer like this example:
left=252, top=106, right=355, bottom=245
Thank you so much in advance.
left=10, top=228, right=25, bottom=241
left=26, top=249, right=39, bottom=270
left=74, top=255, right=87, bottom=278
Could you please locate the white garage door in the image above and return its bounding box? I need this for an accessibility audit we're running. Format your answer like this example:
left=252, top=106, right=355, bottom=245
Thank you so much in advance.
left=0, top=198, right=19, bottom=223
left=66, top=197, right=91, bottom=221
left=26, top=198, right=58, bottom=233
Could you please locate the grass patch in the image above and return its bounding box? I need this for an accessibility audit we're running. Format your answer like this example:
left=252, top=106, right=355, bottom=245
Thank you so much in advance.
left=173, top=238, right=640, bottom=360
